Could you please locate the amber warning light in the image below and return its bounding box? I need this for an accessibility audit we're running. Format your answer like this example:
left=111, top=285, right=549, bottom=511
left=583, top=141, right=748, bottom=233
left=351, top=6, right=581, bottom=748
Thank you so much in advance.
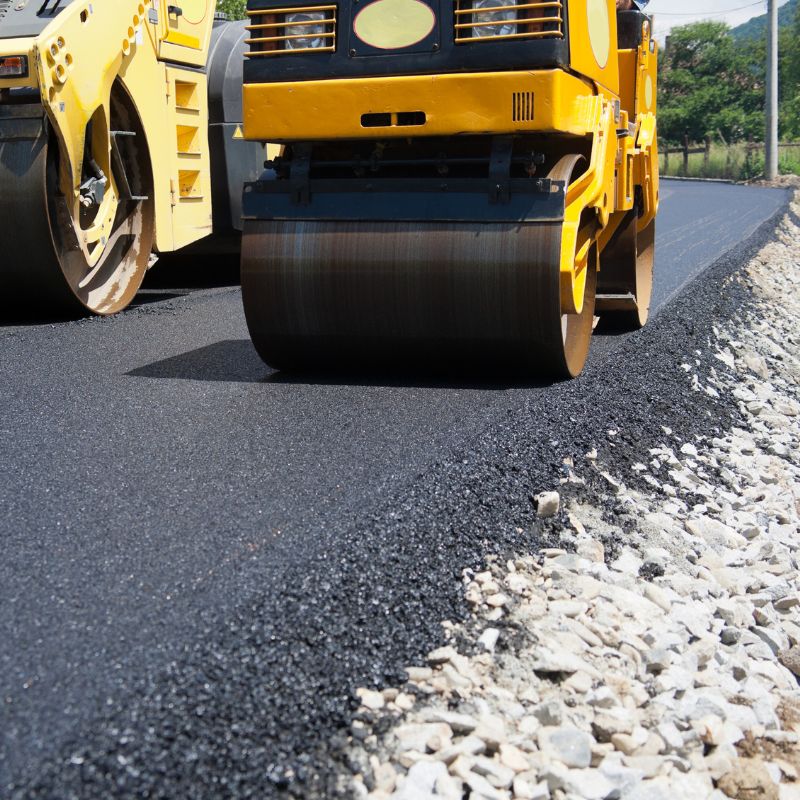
left=0, top=56, right=29, bottom=78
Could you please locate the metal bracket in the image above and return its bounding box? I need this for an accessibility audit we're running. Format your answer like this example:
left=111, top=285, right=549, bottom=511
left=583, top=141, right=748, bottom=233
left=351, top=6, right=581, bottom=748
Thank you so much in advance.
left=110, top=130, right=149, bottom=202
left=289, top=144, right=312, bottom=205
left=488, top=136, right=513, bottom=204
left=79, top=173, right=106, bottom=207
left=36, top=0, right=64, bottom=17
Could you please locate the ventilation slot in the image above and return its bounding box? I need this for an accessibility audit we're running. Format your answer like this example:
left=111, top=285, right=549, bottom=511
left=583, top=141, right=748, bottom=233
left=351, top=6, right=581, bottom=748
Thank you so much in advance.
left=361, top=111, right=426, bottom=128
left=512, top=92, right=534, bottom=122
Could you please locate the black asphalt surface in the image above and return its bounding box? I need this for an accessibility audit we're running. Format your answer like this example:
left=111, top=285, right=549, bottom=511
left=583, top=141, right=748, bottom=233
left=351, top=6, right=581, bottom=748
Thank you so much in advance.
left=0, top=180, right=790, bottom=797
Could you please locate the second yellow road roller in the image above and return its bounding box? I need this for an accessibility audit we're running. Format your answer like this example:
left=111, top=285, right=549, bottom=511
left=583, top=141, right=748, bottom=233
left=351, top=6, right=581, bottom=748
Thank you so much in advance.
left=0, top=1, right=262, bottom=317
left=240, top=0, right=659, bottom=377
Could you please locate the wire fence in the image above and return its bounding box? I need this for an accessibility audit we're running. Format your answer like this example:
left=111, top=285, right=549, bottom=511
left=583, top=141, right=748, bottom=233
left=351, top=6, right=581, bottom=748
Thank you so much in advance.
left=661, top=137, right=800, bottom=181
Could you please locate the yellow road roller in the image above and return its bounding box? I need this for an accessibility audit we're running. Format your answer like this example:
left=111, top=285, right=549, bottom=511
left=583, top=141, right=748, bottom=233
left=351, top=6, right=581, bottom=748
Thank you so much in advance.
left=0, top=1, right=262, bottom=316
left=240, top=0, right=658, bottom=376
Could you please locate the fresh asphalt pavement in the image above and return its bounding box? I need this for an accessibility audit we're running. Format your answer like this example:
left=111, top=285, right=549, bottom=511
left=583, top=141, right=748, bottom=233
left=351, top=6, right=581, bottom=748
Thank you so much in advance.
left=0, top=180, right=790, bottom=796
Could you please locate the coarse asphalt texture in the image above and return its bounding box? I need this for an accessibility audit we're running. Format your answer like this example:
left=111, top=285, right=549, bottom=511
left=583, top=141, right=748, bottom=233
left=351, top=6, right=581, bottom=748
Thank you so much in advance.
left=0, top=180, right=791, bottom=797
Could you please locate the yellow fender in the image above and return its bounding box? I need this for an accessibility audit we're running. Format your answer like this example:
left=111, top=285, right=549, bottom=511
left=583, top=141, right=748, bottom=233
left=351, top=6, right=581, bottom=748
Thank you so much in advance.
left=34, top=2, right=146, bottom=259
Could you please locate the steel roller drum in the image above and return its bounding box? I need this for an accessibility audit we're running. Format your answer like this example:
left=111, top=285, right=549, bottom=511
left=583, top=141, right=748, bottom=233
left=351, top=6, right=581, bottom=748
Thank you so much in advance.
left=0, top=101, right=153, bottom=318
left=241, top=217, right=597, bottom=377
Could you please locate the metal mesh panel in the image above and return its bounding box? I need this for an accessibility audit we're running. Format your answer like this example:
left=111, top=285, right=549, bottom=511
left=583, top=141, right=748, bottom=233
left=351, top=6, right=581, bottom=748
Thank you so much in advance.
left=245, top=5, right=337, bottom=57
left=454, top=0, right=564, bottom=43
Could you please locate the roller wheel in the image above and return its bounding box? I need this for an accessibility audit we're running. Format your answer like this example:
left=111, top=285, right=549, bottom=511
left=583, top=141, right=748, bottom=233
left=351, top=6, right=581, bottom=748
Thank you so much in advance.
left=241, top=154, right=597, bottom=379
left=546, top=154, right=597, bottom=378
left=598, top=209, right=655, bottom=330
left=0, top=82, right=154, bottom=318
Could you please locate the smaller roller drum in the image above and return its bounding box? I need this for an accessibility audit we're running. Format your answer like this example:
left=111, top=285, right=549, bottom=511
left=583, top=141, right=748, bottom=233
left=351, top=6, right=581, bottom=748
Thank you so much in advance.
left=0, top=83, right=154, bottom=318
left=241, top=156, right=598, bottom=379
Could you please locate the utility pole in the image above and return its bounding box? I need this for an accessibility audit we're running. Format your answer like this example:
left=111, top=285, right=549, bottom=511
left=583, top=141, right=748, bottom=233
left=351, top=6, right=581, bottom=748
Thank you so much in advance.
left=765, top=0, right=779, bottom=180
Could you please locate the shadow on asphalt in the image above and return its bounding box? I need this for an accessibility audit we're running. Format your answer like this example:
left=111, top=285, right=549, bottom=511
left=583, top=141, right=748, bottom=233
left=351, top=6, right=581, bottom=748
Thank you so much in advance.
left=126, top=339, right=556, bottom=390
left=0, top=254, right=240, bottom=327
left=142, top=251, right=241, bottom=292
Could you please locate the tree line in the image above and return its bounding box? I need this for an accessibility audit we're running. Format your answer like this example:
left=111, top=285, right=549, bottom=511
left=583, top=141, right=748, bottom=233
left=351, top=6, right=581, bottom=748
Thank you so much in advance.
left=658, top=12, right=800, bottom=145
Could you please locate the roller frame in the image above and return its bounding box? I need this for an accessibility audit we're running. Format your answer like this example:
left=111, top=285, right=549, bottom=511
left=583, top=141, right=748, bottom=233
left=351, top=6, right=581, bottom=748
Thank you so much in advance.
left=241, top=150, right=599, bottom=377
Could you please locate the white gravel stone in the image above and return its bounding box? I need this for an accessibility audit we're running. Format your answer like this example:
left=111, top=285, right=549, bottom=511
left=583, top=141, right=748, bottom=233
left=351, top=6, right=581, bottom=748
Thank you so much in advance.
left=471, top=754, right=515, bottom=788
left=560, top=768, right=618, bottom=800
left=392, top=760, right=447, bottom=798
left=394, top=723, right=453, bottom=753
left=422, top=710, right=477, bottom=735
left=536, top=491, right=560, bottom=517
left=434, top=735, right=486, bottom=765
left=358, top=688, right=386, bottom=710
left=426, top=646, right=460, bottom=665
left=474, top=714, right=507, bottom=751
left=499, top=743, right=530, bottom=773
left=478, top=628, right=501, bottom=653
left=537, top=727, right=594, bottom=768
left=751, top=626, right=790, bottom=655
left=450, top=756, right=507, bottom=800
left=533, top=700, right=563, bottom=727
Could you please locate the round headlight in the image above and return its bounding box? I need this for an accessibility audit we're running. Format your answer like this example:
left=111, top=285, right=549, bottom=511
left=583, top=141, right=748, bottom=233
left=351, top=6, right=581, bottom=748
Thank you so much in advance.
left=472, top=0, right=516, bottom=37
left=285, top=11, right=326, bottom=49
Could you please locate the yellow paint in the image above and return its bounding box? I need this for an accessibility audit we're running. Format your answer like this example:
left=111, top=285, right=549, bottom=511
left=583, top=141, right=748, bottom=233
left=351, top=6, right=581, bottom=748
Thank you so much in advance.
left=7, top=0, right=217, bottom=256
left=244, top=70, right=599, bottom=141
left=164, top=30, right=201, bottom=49
left=567, top=0, right=618, bottom=93
left=644, top=73, right=653, bottom=111
left=353, top=0, right=435, bottom=50
left=557, top=96, right=616, bottom=314
left=180, top=0, right=209, bottom=24
left=156, top=0, right=214, bottom=65
left=586, top=0, right=609, bottom=69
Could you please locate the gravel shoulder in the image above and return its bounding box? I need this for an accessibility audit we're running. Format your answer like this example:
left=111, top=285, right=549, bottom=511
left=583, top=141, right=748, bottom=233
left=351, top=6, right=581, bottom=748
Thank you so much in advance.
left=344, top=194, right=800, bottom=799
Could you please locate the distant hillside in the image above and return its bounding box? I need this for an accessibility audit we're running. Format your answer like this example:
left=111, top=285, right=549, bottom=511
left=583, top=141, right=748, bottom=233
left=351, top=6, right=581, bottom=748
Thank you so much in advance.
left=730, top=0, right=797, bottom=40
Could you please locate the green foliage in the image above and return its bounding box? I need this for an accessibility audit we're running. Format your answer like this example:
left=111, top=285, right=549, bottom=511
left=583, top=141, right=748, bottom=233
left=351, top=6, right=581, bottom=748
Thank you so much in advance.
left=658, top=5, right=800, bottom=154
left=216, top=0, right=246, bottom=19
left=780, top=2, right=800, bottom=139
left=658, top=21, right=764, bottom=144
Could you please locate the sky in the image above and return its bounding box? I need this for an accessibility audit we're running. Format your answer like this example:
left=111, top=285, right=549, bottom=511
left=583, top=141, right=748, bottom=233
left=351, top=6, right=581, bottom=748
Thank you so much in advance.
left=646, top=0, right=792, bottom=42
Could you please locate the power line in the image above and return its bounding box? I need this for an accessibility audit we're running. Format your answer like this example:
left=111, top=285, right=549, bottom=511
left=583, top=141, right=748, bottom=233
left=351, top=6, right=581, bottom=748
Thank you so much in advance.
left=653, top=1, right=764, bottom=15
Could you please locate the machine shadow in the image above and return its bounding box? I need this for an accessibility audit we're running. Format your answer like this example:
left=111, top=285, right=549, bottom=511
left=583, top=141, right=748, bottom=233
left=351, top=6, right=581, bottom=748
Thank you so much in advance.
left=141, top=251, right=241, bottom=292
left=127, top=339, right=558, bottom=390
left=0, top=252, right=240, bottom=327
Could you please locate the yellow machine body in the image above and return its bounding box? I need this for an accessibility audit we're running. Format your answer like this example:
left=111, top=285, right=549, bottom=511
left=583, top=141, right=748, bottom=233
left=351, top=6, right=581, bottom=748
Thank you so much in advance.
left=0, top=1, right=214, bottom=253
left=242, top=0, right=659, bottom=250
left=239, top=0, right=660, bottom=377
left=0, top=1, right=262, bottom=316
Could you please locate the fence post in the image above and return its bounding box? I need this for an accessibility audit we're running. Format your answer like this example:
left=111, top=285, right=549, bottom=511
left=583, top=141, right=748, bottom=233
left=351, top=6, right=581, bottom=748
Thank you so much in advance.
left=664, top=148, right=669, bottom=174
left=704, top=136, right=711, bottom=176
left=682, top=134, right=689, bottom=175
left=745, top=135, right=754, bottom=179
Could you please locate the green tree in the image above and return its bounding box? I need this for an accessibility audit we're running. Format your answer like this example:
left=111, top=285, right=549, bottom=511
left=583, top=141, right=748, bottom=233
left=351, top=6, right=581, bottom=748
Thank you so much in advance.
left=658, top=21, right=764, bottom=144
left=216, top=0, right=246, bottom=19
left=779, top=2, right=800, bottom=138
